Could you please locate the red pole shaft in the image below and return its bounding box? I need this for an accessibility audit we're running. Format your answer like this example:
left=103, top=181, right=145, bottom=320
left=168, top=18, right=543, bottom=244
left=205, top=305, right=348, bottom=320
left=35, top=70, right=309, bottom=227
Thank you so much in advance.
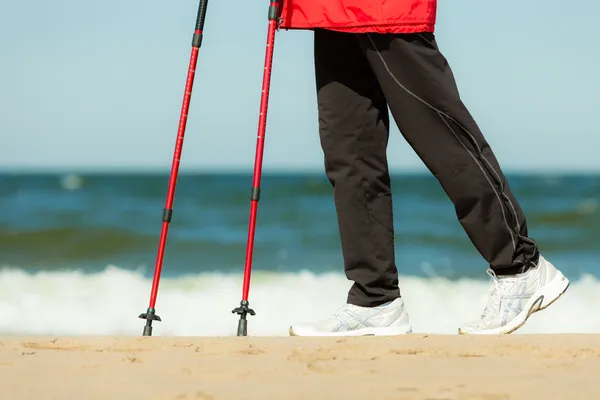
left=140, top=0, right=208, bottom=336
left=148, top=43, right=201, bottom=309
left=241, top=18, right=278, bottom=301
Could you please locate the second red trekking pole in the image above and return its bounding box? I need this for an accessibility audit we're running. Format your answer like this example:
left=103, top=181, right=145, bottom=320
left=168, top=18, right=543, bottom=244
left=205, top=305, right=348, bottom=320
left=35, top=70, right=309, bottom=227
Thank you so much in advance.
left=232, top=0, right=282, bottom=337
left=138, top=0, right=209, bottom=337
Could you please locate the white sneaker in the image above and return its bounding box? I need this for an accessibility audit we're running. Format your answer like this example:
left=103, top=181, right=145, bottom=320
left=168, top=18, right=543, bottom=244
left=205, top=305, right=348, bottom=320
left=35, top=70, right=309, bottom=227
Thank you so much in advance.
left=459, top=255, right=569, bottom=335
left=289, top=297, right=412, bottom=337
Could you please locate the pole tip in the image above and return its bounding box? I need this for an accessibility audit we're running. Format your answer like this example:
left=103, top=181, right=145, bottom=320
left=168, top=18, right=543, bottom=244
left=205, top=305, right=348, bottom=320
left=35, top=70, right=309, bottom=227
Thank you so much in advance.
left=236, top=319, right=248, bottom=337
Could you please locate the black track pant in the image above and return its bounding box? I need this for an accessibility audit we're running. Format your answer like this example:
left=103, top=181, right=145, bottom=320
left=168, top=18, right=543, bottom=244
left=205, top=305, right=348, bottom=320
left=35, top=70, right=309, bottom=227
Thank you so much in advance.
left=314, top=29, right=539, bottom=307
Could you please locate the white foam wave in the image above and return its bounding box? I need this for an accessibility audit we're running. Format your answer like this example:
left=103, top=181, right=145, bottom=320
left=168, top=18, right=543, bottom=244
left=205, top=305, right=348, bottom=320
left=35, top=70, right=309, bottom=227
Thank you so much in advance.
left=0, top=266, right=597, bottom=336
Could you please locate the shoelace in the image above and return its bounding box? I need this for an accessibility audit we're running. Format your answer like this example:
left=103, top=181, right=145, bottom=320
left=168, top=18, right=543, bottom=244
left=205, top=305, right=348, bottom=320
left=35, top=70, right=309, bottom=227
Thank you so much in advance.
left=480, top=269, right=518, bottom=319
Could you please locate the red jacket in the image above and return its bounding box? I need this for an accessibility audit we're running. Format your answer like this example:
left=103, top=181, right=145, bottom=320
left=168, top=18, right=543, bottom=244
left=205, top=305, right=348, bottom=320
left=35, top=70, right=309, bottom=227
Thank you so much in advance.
left=279, top=0, right=437, bottom=34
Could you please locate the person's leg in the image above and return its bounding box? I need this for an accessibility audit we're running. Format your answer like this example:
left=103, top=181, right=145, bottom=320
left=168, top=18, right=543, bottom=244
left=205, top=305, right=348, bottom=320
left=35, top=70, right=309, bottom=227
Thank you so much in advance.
left=358, top=32, right=537, bottom=274
left=359, top=32, right=568, bottom=334
left=314, top=28, right=399, bottom=307
left=288, top=29, right=411, bottom=336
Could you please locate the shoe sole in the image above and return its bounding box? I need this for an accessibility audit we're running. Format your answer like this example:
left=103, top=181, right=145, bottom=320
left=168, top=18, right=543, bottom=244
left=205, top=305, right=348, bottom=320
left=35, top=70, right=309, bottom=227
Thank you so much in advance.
left=289, top=325, right=413, bottom=337
left=458, top=270, right=570, bottom=335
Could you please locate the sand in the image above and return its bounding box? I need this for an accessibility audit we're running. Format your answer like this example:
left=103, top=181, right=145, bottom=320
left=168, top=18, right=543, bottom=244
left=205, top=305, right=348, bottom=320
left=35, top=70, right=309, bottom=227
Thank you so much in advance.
left=0, top=334, right=598, bottom=400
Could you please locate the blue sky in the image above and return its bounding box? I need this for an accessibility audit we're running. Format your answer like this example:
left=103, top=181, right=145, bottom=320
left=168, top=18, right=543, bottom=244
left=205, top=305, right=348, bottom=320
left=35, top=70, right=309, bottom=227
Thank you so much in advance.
left=1, top=0, right=598, bottom=173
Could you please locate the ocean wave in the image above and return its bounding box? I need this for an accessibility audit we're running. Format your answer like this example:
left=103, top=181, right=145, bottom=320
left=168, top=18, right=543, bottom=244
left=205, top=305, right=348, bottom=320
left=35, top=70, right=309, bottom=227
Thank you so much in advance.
left=0, top=265, right=596, bottom=336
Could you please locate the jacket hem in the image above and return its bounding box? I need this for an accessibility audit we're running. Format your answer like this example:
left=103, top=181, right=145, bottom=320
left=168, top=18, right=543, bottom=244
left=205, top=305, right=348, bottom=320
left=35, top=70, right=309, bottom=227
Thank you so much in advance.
left=279, top=21, right=435, bottom=34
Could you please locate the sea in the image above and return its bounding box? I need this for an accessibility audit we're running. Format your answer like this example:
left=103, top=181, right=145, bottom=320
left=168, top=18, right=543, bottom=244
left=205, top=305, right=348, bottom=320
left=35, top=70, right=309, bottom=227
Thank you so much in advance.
left=0, top=172, right=598, bottom=336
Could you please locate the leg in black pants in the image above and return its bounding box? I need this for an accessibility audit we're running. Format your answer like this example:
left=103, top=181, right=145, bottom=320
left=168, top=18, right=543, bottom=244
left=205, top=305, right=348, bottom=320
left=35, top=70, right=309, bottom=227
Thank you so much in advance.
left=315, top=28, right=399, bottom=308
left=314, top=29, right=539, bottom=308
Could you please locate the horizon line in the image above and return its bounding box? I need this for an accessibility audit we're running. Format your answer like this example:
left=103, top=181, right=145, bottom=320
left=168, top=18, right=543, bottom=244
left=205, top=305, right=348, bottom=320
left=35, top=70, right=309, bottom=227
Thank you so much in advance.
left=1, top=165, right=600, bottom=176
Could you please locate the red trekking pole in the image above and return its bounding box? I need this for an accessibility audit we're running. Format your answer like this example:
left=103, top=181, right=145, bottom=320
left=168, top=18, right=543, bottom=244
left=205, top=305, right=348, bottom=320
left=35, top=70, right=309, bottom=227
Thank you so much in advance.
left=232, top=0, right=282, bottom=336
left=138, top=0, right=209, bottom=337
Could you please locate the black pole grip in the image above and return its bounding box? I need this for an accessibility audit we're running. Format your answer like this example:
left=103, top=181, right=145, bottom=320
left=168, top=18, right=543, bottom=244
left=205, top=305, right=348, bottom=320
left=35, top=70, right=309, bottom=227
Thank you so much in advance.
left=195, top=0, right=209, bottom=32
left=268, top=0, right=281, bottom=21
left=192, top=0, right=209, bottom=48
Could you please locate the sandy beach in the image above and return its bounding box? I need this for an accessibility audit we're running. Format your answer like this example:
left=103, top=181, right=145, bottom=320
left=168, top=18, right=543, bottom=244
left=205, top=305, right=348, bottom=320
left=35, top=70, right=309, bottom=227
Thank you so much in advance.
left=0, top=334, right=597, bottom=399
